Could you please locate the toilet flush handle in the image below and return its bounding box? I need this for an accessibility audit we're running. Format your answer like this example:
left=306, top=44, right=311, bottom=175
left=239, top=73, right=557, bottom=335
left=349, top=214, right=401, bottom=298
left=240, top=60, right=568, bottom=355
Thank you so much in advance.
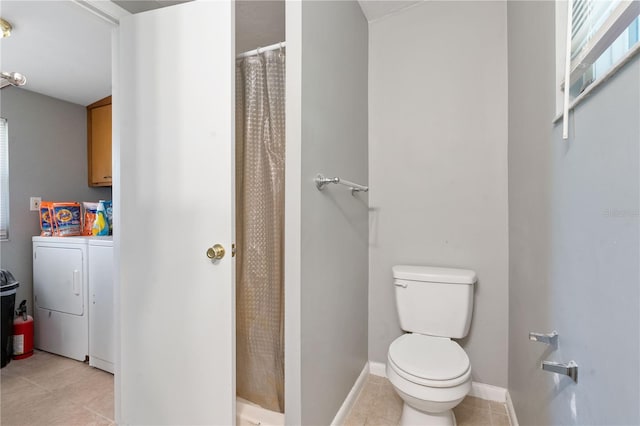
left=394, top=280, right=408, bottom=288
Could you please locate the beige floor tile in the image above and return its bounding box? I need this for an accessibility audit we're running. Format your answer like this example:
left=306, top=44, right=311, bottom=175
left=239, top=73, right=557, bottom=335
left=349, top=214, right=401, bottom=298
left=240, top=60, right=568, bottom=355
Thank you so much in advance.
left=369, top=383, right=402, bottom=423
left=27, top=394, right=103, bottom=426
left=56, top=369, right=114, bottom=406
left=351, top=382, right=380, bottom=415
left=488, top=400, right=508, bottom=415
left=32, top=362, right=96, bottom=392
left=366, top=375, right=387, bottom=386
left=1, top=384, right=51, bottom=413
left=344, top=409, right=367, bottom=426
left=1, top=350, right=114, bottom=425
left=85, top=386, right=115, bottom=420
left=459, top=395, right=491, bottom=411
left=364, top=414, right=396, bottom=426
left=344, top=375, right=512, bottom=426
left=368, top=400, right=401, bottom=424
left=19, top=355, right=80, bottom=385
left=1, top=385, right=53, bottom=425
left=454, top=405, right=493, bottom=426
left=490, top=411, right=511, bottom=426
left=0, top=374, right=36, bottom=396
left=0, top=352, right=54, bottom=378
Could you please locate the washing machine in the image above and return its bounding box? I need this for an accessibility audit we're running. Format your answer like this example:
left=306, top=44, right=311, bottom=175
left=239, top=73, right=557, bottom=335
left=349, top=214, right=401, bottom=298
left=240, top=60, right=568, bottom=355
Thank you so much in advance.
left=32, top=236, right=89, bottom=361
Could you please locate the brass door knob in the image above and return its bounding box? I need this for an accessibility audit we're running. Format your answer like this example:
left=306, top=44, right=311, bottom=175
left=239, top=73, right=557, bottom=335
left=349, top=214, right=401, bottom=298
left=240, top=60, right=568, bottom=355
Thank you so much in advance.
left=206, top=244, right=225, bottom=260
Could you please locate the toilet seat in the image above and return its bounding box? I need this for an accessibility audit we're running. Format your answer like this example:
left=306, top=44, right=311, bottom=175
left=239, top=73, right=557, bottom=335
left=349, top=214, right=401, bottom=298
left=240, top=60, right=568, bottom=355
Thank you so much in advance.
left=388, top=334, right=471, bottom=388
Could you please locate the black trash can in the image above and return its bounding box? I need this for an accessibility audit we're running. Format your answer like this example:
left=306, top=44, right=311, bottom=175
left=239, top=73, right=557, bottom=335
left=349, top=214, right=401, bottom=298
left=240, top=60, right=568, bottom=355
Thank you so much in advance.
left=1, top=270, right=19, bottom=368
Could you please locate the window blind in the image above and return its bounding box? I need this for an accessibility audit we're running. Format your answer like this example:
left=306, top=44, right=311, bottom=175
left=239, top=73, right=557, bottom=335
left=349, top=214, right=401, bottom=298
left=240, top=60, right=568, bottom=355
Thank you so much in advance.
left=569, top=0, right=640, bottom=85
left=0, top=118, right=8, bottom=240
left=571, top=0, right=619, bottom=58
left=562, top=0, right=640, bottom=139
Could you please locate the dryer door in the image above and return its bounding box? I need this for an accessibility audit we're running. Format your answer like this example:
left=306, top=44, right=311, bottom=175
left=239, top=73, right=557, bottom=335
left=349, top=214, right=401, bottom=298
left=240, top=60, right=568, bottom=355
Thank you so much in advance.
left=34, top=246, right=84, bottom=316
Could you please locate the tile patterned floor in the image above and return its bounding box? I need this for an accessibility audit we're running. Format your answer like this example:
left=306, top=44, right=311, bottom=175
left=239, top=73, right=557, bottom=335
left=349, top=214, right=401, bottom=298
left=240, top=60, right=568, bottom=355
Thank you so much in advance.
left=1, top=350, right=114, bottom=426
left=344, top=375, right=511, bottom=426
left=2, top=352, right=511, bottom=426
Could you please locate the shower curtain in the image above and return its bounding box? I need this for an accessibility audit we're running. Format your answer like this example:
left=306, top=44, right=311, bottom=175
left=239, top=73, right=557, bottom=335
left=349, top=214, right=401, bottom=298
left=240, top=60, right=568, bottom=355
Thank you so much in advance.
left=235, top=48, right=285, bottom=413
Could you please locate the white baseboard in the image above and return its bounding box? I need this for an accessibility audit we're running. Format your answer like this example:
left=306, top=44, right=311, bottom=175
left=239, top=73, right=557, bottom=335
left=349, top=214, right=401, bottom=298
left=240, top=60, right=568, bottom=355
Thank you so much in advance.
left=469, top=382, right=507, bottom=403
left=369, top=361, right=386, bottom=377
left=506, top=391, right=519, bottom=426
left=330, top=362, right=369, bottom=426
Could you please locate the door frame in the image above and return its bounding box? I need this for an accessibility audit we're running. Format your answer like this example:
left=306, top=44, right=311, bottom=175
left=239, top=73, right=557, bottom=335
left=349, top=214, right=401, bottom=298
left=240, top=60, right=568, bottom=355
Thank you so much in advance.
left=71, top=2, right=130, bottom=423
left=283, top=1, right=303, bottom=424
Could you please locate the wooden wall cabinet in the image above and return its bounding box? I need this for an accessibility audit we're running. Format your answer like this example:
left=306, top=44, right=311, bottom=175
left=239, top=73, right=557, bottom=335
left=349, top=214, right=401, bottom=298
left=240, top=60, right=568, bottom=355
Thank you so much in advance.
left=87, top=96, right=112, bottom=187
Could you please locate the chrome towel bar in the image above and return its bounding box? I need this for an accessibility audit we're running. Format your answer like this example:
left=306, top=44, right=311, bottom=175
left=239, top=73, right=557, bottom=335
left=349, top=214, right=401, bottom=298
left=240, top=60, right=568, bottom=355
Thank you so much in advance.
left=315, top=174, right=368, bottom=194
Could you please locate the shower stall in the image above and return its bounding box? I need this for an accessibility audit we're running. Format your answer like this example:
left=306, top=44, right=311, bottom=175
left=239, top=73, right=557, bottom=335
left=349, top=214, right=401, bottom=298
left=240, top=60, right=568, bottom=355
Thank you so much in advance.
left=235, top=42, right=286, bottom=424
left=117, top=1, right=367, bottom=424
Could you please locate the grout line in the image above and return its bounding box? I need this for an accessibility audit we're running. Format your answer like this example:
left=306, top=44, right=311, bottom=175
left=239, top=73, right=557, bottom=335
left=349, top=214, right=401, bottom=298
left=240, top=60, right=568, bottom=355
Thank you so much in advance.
left=20, top=375, right=55, bottom=395
left=84, top=405, right=115, bottom=423
left=2, top=353, right=115, bottom=424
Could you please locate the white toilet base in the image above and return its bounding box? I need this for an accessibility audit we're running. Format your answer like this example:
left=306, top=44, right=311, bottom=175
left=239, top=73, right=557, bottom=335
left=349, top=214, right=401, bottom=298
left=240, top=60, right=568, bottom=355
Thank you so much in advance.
left=400, top=403, right=456, bottom=426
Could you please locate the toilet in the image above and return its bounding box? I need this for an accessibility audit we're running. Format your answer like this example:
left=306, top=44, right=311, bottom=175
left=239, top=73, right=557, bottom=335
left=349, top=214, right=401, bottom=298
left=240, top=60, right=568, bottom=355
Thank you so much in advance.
left=386, top=265, right=476, bottom=426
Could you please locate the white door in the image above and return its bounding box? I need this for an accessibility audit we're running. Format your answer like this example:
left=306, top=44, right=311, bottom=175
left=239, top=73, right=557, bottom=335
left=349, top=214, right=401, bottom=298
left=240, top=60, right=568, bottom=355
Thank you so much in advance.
left=117, top=1, right=235, bottom=424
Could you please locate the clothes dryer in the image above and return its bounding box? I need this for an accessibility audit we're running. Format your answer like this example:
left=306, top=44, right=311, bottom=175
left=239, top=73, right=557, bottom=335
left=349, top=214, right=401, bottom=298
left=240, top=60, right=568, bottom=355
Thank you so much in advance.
left=32, top=236, right=89, bottom=361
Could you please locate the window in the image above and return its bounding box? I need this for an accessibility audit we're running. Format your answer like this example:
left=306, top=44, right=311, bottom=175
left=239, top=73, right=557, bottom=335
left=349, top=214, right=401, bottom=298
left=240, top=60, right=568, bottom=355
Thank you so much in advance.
left=0, top=118, right=8, bottom=240
left=558, top=0, right=640, bottom=137
left=569, top=1, right=640, bottom=98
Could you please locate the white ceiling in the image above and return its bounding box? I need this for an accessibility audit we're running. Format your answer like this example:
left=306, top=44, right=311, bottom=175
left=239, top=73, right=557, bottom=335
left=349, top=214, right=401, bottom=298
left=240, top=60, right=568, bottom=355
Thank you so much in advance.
left=1, top=1, right=114, bottom=106
left=112, top=0, right=187, bottom=14
left=0, top=0, right=285, bottom=107
left=0, top=0, right=408, bottom=107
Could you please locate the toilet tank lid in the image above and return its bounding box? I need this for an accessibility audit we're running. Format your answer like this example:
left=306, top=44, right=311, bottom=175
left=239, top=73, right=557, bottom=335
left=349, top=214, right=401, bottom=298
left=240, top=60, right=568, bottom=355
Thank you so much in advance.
left=393, top=265, right=477, bottom=284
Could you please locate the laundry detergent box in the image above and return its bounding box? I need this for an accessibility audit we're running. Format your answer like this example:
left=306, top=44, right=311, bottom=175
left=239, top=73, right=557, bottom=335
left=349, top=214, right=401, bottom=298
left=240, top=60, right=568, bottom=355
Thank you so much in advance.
left=38, top=202, right=54, bottom=236
left=52, top=202, right=82, bottom=236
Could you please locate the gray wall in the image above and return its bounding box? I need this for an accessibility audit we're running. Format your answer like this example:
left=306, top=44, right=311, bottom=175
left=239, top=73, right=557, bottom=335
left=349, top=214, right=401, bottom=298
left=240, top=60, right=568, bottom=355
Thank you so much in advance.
left=508, top=2, right=640, bottom=425
left=300, top=1, right=369, bottom=424
left=0, top=88, right=111, bottom=313
left=368, top=1, right=510, bottom=387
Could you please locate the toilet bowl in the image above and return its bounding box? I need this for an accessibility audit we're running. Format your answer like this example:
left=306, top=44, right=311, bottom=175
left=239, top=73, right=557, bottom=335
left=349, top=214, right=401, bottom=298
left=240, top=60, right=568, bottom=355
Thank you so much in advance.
left=386, top=334, right=471, bottom=425
left=388, top=265, right=477, bottom=426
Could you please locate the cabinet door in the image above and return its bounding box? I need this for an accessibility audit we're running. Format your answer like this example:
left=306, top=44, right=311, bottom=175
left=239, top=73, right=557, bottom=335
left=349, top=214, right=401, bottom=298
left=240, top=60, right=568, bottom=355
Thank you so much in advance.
left=87, top=96, right=112, bottom=186
left=89, top=244, right=114, bottom=372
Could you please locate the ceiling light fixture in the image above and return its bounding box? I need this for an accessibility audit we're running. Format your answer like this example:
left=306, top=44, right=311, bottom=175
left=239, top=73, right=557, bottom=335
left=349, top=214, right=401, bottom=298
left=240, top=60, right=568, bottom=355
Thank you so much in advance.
left=0, top=18, right=12, bottom=38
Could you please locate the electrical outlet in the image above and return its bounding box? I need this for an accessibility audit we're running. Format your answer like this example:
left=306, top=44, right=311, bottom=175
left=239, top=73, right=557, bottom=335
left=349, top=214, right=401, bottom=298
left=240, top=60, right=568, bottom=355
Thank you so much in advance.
left=30, top=197, right=41, bottom=211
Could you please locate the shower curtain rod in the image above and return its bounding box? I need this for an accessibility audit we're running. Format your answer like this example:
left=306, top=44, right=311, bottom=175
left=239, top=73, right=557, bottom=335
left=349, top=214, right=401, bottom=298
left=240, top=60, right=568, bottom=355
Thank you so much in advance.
left=237, top=41, right=286, bottom=59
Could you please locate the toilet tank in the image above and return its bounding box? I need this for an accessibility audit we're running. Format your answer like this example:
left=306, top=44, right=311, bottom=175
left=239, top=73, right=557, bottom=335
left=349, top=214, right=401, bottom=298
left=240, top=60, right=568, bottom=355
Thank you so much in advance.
left=393, top=265, right=476, bottom=339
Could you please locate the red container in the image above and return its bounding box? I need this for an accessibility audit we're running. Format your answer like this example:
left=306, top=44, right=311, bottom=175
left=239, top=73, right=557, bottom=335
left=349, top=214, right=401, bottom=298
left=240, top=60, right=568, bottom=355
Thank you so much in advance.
left=12, top=315, right=34, bottom=360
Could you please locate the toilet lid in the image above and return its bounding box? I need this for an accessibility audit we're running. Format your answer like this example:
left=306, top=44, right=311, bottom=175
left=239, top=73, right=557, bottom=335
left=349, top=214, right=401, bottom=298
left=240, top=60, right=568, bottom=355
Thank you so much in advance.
left=388, top=334, right=470, bottom=381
